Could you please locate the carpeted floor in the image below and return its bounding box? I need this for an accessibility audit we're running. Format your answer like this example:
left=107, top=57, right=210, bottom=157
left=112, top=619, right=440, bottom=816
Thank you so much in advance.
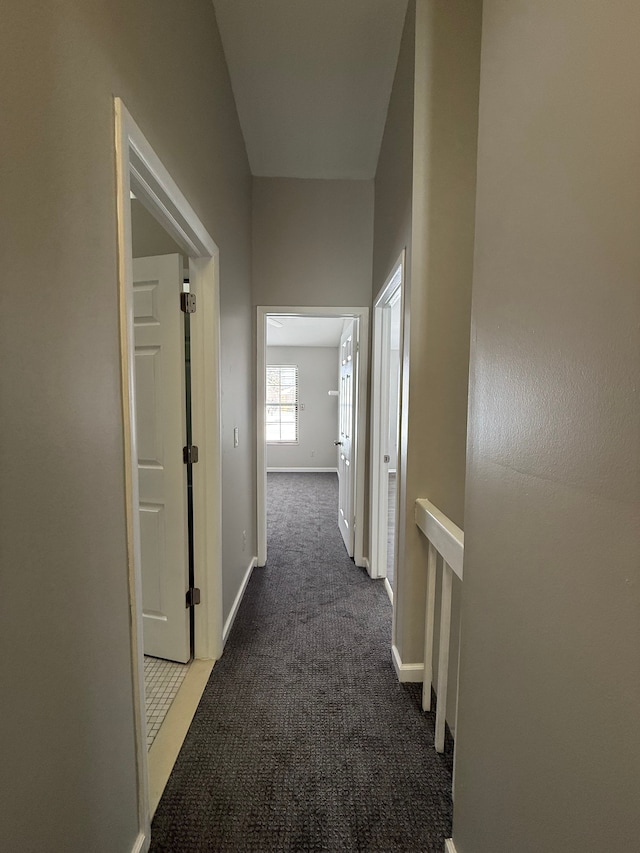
left=150, top=472, right=453, bottom=852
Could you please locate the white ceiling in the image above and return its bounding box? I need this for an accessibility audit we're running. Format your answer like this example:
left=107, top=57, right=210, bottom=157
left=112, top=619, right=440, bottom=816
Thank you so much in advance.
left=266, top=316, right=345, bottom=347
left=212, top=0, right=408, bottom=179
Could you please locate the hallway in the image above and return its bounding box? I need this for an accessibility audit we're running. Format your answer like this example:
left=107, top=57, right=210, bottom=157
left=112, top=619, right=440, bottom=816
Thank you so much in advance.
left=150, top=473, right=453, bottom=851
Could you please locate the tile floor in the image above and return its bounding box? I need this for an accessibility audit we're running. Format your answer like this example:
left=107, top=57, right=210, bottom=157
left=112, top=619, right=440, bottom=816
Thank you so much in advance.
left=144, top=655, right=190, bottom=749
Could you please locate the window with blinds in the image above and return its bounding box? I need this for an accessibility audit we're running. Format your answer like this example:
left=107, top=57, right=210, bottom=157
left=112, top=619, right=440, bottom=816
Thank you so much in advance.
left=266, top=364, right=299, bottom=443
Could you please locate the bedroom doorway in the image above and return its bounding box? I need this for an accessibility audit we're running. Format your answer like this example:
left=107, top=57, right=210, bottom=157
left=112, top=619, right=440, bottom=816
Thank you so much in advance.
left=257, top=306, right=369, bottom=569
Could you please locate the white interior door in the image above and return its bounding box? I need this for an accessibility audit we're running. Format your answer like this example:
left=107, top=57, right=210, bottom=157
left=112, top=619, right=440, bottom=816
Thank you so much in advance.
left=370, top=255, right=404, bottom=583
left=133, top=253, right=190, bottom=663
left=337, top=320, right=356, bottom=556
left=384, top=294, right=402, bottom=588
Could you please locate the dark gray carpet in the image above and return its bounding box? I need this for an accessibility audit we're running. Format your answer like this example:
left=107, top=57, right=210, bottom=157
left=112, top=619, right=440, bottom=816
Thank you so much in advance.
left=150, top=472, right=453, bottom=852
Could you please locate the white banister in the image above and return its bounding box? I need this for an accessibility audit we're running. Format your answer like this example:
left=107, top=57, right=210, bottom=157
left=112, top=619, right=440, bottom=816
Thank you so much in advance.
left=415, top=498, right=464, bottom=754
left=415, top=499, right=463, bottom=580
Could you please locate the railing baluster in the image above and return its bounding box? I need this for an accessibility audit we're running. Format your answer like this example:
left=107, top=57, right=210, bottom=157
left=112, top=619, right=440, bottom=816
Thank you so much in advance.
left=414, top=498, right=463, bottom=755
left=422, top=542, right=437, bottom=712
left=435, top=561, right=453, bottom=754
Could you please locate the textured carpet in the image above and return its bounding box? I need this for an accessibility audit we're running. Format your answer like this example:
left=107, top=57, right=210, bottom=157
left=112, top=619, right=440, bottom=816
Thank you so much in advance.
left=150, top=472, right=453, bottom=852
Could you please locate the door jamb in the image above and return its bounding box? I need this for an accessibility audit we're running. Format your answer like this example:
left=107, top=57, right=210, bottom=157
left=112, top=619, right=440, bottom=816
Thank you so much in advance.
left=370, top=253, right=405, bottom=585
left=114, top=97, right=223, bottom=847
left=257, top=306, right=369, bottom=569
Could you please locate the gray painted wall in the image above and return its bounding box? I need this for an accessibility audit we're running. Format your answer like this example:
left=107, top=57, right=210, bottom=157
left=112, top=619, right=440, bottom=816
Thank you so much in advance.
left=373, top=1, right=415, bottom=301
left=453, top=3, right=640, bottom=852
left=253, top=178, right=374, bottom=566
left=371, top=0, right=480, bottom=736
left=370, top=4, right=415, bottom=568
left=266, top=346, right=339, bottom=469
left=0, top=2, right=253, bottom=850
left=252, top=178, right=374, bottom=308
left=396, top=0, right=481, bottom=718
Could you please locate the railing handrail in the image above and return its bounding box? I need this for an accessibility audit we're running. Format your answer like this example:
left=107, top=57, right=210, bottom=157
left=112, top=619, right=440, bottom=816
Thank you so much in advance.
left=414, top=498, right=464, bottom=580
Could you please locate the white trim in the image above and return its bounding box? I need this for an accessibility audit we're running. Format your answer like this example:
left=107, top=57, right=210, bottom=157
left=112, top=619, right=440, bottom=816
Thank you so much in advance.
left=115, top=97, right=150, bottom=847
left=131, top=832, right=148, bottom=853
left=114, top=98, right=223, bottom=841
left=362, top=557, right=371, bottom=576
left=384, top=578, right=394, bottom=604
left=223, top=557, right=257, bottom=645
left=391, top=644, right=424, bottom=682
left=190, top=255, right=224, bottom=661
left=257, top=306, right=369, bottom=568
left=266, top=467, right=337, bottom=474
left=369, top=252, right=405, bottom=586
left=257, top=308, right=267, bottom=565
left=445, top=840, right=458, bottom=853
left=147, top=659, right=215, bottom=817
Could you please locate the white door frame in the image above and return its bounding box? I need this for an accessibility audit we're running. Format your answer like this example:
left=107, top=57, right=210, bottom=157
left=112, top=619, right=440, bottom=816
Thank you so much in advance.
left=114, top=98, right=224, bottom=847
left=370, top=252, right=405, bottom=589
left=257, top=306, right=369, bottom=569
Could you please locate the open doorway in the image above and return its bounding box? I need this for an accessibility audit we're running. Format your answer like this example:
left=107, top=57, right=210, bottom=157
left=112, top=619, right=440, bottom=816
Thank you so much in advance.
left=370, top=253, right=405, bottom=603
left=257, top=307, right=369, bottom=569
left=129, top=197, right=197, bottom=757
left=114, top=99, right=224, bottom=832
left=130, top=206, right=192, bottom=665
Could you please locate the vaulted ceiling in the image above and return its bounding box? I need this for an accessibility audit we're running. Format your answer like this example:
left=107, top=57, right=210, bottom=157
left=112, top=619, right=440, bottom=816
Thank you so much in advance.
left=212, top=0, right=408, bottom=180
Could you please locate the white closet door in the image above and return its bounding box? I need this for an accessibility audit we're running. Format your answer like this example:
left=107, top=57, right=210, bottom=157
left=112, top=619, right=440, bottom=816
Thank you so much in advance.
left=133, top=253, right=190, bottom=663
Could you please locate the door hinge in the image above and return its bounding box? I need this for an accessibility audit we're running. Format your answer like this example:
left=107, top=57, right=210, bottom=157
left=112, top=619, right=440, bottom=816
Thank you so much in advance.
left=183, top=444, right=199, bottom=464
left=186, top=587, right=201, bottom=608
left=180, top=292, right=196, bottom=314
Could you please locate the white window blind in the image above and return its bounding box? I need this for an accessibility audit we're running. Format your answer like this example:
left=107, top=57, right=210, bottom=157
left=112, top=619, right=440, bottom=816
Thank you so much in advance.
left=266, top=365, right=299, bottom=443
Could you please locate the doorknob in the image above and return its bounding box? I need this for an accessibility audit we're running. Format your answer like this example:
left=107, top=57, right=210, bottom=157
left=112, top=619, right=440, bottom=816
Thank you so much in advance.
left=334, top=440, right=343, bottom=446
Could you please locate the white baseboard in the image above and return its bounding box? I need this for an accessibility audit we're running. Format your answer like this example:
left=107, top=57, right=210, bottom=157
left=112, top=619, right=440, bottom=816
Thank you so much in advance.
left=391, top=644, right=424, bottom=682
left=384, top=577, right=393, bottom=604
left=223, top=557, right=257, bottom=645
left=266, top=467, right=337, bottom=473
left=131, top=831, right=148, bottom=853
left=445, top=840, right=458, bottom=853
